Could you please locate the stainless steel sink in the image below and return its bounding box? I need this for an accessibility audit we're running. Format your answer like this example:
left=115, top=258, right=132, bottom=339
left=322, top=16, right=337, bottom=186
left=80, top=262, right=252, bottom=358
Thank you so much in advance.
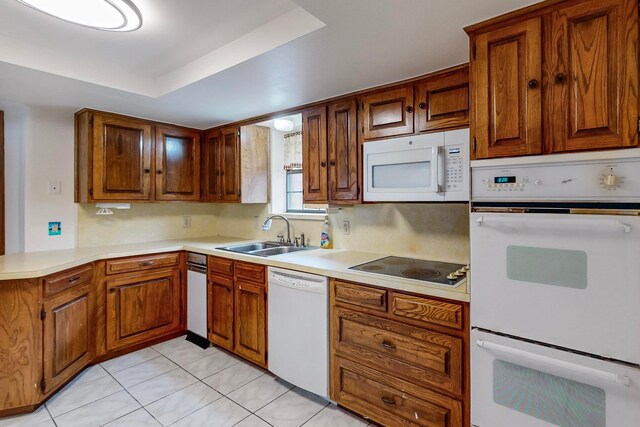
left=217, top=242, right=316, bottom=257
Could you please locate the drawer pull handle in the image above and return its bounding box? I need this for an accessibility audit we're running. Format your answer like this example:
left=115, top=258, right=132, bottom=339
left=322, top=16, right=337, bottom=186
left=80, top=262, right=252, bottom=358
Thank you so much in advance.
left=381, top=396, right=396, bottom=406
left=140, top=261, right=155, bottom=266
left=381, top=340, right=396, bottom=351
left=68, top=276, right=81, bottom=283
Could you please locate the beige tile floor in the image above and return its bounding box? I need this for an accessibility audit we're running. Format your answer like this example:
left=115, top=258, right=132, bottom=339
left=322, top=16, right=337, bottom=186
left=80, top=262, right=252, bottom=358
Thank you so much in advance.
left=0, top=337, right=372, bottom=427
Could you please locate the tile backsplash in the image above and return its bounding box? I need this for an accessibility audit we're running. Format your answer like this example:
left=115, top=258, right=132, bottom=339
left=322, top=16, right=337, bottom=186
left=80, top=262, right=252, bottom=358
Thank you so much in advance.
left=78, top=203, right=469, bottom=263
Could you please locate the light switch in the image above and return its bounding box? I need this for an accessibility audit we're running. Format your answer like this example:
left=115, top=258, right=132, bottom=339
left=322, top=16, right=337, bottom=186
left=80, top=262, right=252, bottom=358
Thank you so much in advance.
left=48, top=180, right=61, bottom=195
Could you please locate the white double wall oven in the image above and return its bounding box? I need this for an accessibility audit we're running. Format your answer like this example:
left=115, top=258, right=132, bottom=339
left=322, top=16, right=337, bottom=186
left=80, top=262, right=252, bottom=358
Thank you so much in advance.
left=470, top=152, right=640, bottom=427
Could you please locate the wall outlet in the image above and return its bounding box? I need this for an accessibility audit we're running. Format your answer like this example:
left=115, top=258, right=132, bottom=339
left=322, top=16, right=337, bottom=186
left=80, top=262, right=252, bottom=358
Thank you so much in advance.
left=182, top=215, right=192, bottom=228
left=342, top=220, right=350, bottom=235
left=48, top=180, right=61, bottom=195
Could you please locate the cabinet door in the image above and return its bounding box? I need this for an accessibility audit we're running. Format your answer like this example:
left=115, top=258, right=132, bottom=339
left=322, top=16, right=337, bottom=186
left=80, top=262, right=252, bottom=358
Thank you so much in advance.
left=416, top=66, right=470, bottom=132
left=203, top=130, right=223, bottom=202
left=155, top=126, right=201, bottom=201
left=92, top=114, right=153, bottom=200
left=302, top=106, right=328, bottom=203
left=362, top=85, right=414, bottom=140
left=42, top=285, right=94, bottom=393
left=209, top=274, right=234, bottom=351
left=473, top=18, right=542, bottom=158
left=106, top=269, right=182, bottom=351
left=220, top=127, right=240, bottom=202
left=328, top=99, right=359, bottom=202
left=544, top=0, right=638, bottom=152
left=234, top=280, right=266, bottom=367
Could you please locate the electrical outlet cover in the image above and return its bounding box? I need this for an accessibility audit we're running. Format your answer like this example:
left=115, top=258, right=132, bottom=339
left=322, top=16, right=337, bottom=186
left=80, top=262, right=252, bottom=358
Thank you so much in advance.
left=48, top=221, right=62, bottom=236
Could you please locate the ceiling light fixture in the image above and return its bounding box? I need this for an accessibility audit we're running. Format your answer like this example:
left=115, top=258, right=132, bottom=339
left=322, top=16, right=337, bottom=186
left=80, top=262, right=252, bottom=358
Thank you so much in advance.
left=274, top=119, right=294, bottom=132
left=16, top=0, right=142, bottom=32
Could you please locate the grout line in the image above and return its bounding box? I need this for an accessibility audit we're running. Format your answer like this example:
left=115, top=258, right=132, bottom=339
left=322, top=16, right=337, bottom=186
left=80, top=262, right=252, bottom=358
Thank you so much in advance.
left=100, top=347, right=162, bottom=375
left=48, top=387, right=124, bottom=419
left=43, top=404, right=59, bottom=427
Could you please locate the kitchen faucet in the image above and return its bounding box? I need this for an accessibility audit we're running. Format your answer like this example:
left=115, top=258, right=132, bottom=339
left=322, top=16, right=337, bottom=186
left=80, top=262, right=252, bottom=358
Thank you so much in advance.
left=262, top=215, right=291, bottom=245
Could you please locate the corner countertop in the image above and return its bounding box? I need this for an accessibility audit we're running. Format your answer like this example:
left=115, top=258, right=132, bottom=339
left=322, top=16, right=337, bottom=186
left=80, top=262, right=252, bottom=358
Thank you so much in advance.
left=0, top=236, right=469, bottom=302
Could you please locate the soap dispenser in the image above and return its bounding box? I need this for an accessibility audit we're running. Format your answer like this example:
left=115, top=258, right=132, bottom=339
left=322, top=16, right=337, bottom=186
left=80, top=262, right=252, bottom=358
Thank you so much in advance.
left=320, top=215, right=333, bottom=249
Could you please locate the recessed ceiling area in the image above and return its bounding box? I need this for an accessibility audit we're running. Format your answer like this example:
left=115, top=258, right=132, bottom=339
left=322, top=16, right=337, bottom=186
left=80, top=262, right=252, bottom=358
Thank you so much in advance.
left=1, top=0, right=325, bottom=96
left=0, top=0, right=538, bottom=128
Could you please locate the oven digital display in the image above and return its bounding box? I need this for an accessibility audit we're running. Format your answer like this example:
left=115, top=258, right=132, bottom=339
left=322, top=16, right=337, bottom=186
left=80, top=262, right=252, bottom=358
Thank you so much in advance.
left=494, top=176, right=516, bottom=184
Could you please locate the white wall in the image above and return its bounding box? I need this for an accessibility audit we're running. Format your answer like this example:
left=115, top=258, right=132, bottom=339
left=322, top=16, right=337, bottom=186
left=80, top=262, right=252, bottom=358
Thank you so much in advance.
left=1, top=102, right=27, bottom=254
left=1, top=103, right=78, bottom=253
left=22, top=107, right=77, bottom=252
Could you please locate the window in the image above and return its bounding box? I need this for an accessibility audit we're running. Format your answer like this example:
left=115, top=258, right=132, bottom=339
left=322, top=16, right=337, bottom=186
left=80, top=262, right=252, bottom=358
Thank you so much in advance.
left=285, top=170, right=324, bottom=213
left=250, top=113, right=325, bottom=217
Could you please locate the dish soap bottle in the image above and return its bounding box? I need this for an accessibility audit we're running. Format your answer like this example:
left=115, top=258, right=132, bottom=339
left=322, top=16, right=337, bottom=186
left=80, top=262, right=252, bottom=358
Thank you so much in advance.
left=320, top=216, right=333, bottom=249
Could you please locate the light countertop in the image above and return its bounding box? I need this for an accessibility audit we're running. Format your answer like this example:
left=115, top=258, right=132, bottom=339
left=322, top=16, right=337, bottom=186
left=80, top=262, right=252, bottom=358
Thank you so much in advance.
left=0, top=236, right=469, bottom=302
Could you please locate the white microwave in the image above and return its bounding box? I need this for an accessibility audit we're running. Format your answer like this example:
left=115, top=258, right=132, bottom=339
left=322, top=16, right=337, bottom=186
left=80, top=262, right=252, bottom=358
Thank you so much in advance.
left=363, top=129, right=469, bottom=202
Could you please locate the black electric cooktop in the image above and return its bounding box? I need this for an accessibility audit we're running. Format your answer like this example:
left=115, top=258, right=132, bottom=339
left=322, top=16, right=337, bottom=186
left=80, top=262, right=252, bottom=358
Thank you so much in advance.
left=349, top=256, right=469, bottom=286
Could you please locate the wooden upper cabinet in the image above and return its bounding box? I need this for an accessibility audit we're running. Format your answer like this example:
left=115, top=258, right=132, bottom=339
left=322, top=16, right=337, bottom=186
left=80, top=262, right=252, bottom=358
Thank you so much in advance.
left=106, top=268, right=182, bottom=351
left=91, top=113, right=153, bottom=201
left=302, top=106, right=328, bottom=203
left=416, top=66, right=469, bottom=132
left=155, top=126, right=201, bottom=201
left=473, top=18, right=542, bottom=159
left=362, top=85, right=414, bottom=140
left=220, top=127, right=241, bottom=202
left=544, top=0, right=638, bottom=152
left=203, top=130, right=223, bottom=202
left=327, top=99, right=359, bottom=202
left=42, top=284, right=94, bottom=393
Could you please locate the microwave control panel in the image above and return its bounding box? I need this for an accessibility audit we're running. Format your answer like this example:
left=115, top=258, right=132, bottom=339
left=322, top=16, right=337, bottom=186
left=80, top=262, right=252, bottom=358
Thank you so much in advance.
left=445, top=146, right=465, bottom=191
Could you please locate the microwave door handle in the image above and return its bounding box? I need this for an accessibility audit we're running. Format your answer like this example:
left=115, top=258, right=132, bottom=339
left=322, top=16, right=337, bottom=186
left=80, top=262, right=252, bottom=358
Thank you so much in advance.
left=476, top=340, right=631, bottom=387
left=475, top=215, right=631, bottom=233
left=435, top=146, right=443, bottom=193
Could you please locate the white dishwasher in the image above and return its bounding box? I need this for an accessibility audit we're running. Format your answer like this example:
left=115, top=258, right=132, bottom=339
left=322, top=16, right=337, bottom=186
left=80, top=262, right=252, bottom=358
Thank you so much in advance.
left=268, top=267, right=329, bottom=399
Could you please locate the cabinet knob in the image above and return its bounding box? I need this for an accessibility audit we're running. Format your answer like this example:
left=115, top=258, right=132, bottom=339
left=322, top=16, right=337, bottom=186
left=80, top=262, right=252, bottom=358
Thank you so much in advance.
left=554, top=73, right=566, bottom=84
left=329, top=160, right=336, bottom=167
left=144, top=168, right=150, bottom=174
left=405, top=106, right=413, bottom=113
left=156, top=170, right=162, bottom=175
left=220, top=171, right=224, bottom=176
left=528, top=79, right=539, bottom=89
left=418, top=102, right=426, bottom=110
left=320, top=161, right=327, bottom=168
left=215, top=171, right=220, bottom=176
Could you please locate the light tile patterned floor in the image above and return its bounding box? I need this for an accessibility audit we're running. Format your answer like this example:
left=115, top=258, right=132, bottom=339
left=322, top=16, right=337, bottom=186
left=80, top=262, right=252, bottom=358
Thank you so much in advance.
left=0, top=337, right=372, bottom=427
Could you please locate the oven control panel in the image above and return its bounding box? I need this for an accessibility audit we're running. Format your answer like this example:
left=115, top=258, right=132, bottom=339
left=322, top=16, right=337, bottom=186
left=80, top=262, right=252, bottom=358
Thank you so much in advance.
left=472, top=157, right=640, bottom=201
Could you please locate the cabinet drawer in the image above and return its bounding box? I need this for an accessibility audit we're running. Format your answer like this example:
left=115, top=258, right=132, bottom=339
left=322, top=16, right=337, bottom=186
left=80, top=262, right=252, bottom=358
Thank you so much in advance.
left=235, top=262, right=265, bottom=284
left=43, top=264, right=94, bottom=297
left=333, top=356, right=462, bottom=427
left=390, top=292, right=463, bottom=330
left=209, top=256, right=234, bottom=277
left=334, top=308, right=462, bottom=396
left=334, top=280, right=387, bottom=312
left=106, top=253, right=180, bottom=275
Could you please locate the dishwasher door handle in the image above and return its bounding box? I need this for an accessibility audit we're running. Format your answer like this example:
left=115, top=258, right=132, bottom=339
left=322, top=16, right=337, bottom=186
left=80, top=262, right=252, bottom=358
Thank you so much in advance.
left=187, top=265, right=207, bottom=274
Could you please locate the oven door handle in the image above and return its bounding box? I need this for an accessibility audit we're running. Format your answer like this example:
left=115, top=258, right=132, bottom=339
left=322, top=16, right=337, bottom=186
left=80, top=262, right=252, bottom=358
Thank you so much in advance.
left=476, top=340, right=631, bottom=387
left=474, top=215, right=631, bottom=233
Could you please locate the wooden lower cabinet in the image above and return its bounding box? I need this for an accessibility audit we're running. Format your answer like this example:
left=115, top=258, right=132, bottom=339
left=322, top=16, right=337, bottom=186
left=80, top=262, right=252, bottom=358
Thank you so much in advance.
left=42, top=284, right=94, bottom=393
left=209, top=274, right=234, bottom=350
left=208, top=257, right=267, bottom=368
left=330, top=279, right=469, bottom=427
left=234, top=280, right=266, bottom=365
left=333, top=357, right=462, bottom=427
left=106, top=268, right=182, bottom=351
